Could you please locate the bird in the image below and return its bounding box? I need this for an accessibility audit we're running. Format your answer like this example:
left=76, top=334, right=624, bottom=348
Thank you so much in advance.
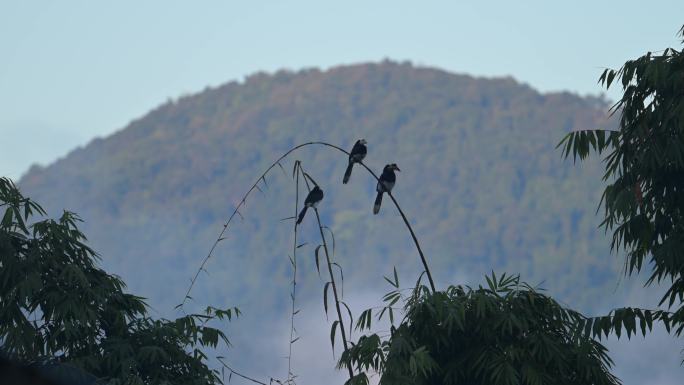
left=343, top=139, right=368, bottom=184
left=374, top=163, right=400, bottom=214
left=297, top=185, right=324, bottom=224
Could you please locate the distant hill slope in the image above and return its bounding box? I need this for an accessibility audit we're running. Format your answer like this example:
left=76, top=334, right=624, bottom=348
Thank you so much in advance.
left=20, top=61, right=618, bottom=320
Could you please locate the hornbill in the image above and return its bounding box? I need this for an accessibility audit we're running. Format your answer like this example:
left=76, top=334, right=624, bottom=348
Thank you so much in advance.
left=374, top=163, right=400, bottom=214
left=297, top=185, right=324, bottom=224
left=343, top=139, right=368, bottom=184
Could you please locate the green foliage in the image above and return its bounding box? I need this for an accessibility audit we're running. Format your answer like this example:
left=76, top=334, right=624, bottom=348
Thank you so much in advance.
left=575, top=306, right=684, bottom=340
left=0, top=177, right=237, bottom=384
left=559, top=25, right=684, bottom=334
left=341, top=273, right=619, bottom=385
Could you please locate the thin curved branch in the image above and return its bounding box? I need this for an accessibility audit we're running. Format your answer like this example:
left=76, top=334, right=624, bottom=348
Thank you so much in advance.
left=298, top=162, right=354, bottom=380
left=306, top=142, right=437, bottom=292
left=179, top=143, right=318, bottom=309
left=181, top=141, right=435, bottom=309
left=314, top=206, right=354, bottom=380
left=217, top=357, right=281, bottom=385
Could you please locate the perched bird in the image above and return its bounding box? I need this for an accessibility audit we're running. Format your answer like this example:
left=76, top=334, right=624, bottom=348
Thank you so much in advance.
left=374, top=163, right=400, bottom=214
left=297, top=186, right=324, bottom=224
left=343, top=139, right=368, bottom=184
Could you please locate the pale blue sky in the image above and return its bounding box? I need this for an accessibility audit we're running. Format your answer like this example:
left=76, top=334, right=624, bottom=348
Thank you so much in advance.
left=1, top=1, right=682, bottom=178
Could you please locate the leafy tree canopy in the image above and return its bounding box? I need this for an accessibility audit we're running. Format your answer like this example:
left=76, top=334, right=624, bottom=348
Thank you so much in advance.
left=0, top=176, right=238, bottom=385
left=558, top=25, right=684, bottom=337
left=341, top=273, right=619, bottom=385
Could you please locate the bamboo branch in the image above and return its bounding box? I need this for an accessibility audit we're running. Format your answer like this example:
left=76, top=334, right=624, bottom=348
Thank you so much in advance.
left=299, top=142, right=436, bottom=292
left=297, top=163, right=354, bottom=380
left=179, top=144, right=316, bottom=310
left=314, top=207, right=354, bottom=380
left=181, top=141, right=435, bottom=311
left=217, top=357, right=282, bottom=385
left=286, top=163, right=300, bottom=384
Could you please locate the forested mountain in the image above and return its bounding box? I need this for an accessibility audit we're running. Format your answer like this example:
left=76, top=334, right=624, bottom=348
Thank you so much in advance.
left=19, top=61, right=631, bottom=380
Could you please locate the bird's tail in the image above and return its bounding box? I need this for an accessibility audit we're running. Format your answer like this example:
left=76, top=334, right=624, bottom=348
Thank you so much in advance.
left=342, top=162, right=354, bottom=184
left=373, top=192, right=383, bottom=214
left=296, top=206, right=308, bottom=224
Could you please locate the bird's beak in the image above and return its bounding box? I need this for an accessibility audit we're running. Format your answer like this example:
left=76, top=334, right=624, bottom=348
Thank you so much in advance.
left=395, top=166, right=401, bottom=171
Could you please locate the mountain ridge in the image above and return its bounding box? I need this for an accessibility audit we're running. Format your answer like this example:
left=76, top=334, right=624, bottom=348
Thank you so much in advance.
left=19, top=60, right=618, bottom=315
left=21, top=61, right=609, bottom=180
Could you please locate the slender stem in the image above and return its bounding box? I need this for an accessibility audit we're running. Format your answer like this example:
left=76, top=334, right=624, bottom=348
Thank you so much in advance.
left=217, top=358, right=273, bottom=385
left=385, top=193, right=436, bottom=292
left=298, top=163, right=354, bottom=380
left=286, top=167, right=300, bottom=384
left=314, top=207, right=354, bottom=380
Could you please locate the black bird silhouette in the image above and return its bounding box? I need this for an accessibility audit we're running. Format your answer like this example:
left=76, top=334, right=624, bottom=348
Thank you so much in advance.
left=374, top=163, right=400, bottom=214
left=343, top=139, right=368, bottom=184
left=297, top=185, right=324, bottom=224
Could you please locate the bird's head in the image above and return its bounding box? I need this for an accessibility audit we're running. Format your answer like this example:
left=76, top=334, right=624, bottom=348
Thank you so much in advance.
left=390, top=163, right=400, bottom=172
left=358, top=138, right=368, bottom=145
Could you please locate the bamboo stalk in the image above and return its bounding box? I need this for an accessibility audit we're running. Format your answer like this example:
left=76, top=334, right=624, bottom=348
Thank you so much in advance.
left=297, top=162, right=354, bottom=380
left=286, top=165, right=300, bottom=384
left=182, top=141, right=436, bottom=312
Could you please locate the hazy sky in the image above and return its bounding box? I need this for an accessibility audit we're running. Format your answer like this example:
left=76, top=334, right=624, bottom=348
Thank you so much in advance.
left=1, top=1, right=683, bottom=178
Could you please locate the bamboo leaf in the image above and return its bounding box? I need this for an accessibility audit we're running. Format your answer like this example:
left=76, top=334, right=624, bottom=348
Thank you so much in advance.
left=293, top=160, right=301, bottom=178
left=314, top=245, right=322, bottom=276
left=323, top=226, right=336, bottom=257
left=330, top=320, right=339, bottom=353
left=323, top=282, right=331, bottom=315
left=341, top=301, right=353, bottom=336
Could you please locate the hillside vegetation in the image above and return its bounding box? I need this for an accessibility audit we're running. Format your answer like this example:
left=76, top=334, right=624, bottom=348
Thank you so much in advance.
left=19, top=62, right=620, bottom=372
